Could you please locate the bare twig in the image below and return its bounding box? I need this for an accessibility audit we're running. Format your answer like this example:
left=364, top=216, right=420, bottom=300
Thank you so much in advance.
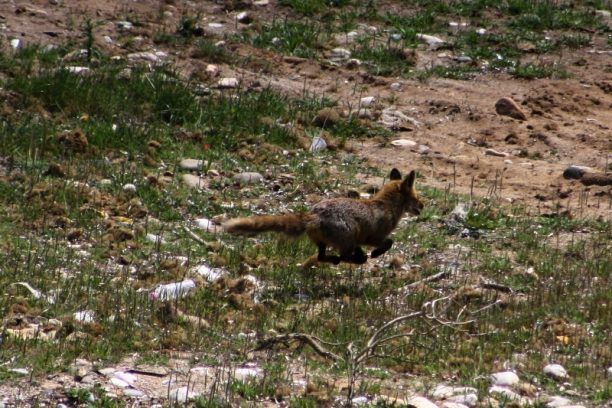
left=182, top=224, right=207, bottom=245
left=253, top=333, right=343, bottom=361
left=399, top=270, right=450, bottom=293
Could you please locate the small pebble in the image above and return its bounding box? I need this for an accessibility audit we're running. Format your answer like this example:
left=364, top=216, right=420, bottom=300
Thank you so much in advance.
left=233, top=172, right=264, bottom=184
left=490, top=371, right=520, bottom=386
left=544, top=364, right=568, bottom=380
left=123, top=183, right=137, bottom=193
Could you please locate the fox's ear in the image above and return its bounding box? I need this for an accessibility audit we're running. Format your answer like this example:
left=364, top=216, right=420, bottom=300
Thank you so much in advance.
left=389, top=168, right=402, bottom=180
left=402, top=170, right=417, bottom=190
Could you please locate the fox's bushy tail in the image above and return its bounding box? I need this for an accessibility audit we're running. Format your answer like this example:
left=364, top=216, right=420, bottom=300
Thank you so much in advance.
left=223, top=214, right=309, bottom=236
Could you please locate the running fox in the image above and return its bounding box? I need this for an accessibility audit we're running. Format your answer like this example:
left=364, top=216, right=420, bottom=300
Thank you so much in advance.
left=223, top=168, right=424, bottom=264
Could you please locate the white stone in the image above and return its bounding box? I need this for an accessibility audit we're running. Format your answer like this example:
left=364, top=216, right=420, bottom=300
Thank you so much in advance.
left=145, top=233, right=164, bottom=244
left=116, top=21, right=133, bottom=31
left=406, top=396, right=439, bottom=408
left=205, top=64, right=219, bottom=76
left=9, top=368, right=29, bottom=375
left=416, top=33, right=446, bottom=49
left=233, top=172, right=264, bottom=184
left=360, top=96, right=376, bottom=106
left=447, top=394, right=477, bottom=407
left=391, top=139, right=417, bottom=148
left=127, top=51, right=167, bottom=64
left=390, top=82, right=401, bottom=91
left=607, top=366, right=612, bottom=377
left=547, top=396, right=572, bottom=407
left=489, top=386, right=531, bottom=406
left=110, top=377, right=130, bottom=388
left=254, top=0, right=269, bottom=5
left=595, top=10, right=611, bottom=18
left=123, top=388, right=144, bottom=397
left=331, top=47, right=351, bottom=60
left=234, top=365, right=262, bottom=381
left=179, top=158, right=205, bottom=170
left=431, top=385, right=477, bottom=400
left=490, top=371, right=520, bottom=386
left=66, top=66, right=90, bottom=75
left=442, top=403, right=470, bottom=408
left=104, top=36, right=113, bottom=44
left=236, top=12, right=250, bottom=23
left=114, top=371, right=137, bottom=386
left=485, top=148, right=509, bottom=157
left=476, top=28, right=486, bottom=35
left=352, top=396, right=369, bottom=405
left=182, top=174, right=205, bottom=189
left=123, top=183, right=137, bottom=193
left=169, top=387, right=199, bottom=403
left=208, top=23, right=224, bottom=29
left=10, top=39, right=20, bottom=50
left=218, top=77, right=239, bottom=88
left=544, top=364, right=568, bottom=380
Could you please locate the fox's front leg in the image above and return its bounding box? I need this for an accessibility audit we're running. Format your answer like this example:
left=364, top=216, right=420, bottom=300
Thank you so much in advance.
left=371, top=239, right=393, bottom=258
left=317, top=243, right=341, bottom=265
left=340, top=247, right=368, bottom=264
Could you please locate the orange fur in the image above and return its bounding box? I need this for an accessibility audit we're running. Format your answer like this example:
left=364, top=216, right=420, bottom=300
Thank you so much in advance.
left=223, top=169, right=424, bottom=264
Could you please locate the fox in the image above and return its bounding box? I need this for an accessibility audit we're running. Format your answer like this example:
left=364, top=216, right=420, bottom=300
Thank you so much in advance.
left=223, top=168, right=424, bottom=265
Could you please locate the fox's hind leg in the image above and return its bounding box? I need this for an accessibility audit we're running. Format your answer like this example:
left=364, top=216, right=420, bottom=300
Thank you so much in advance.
left=340, top=247, right=368, bottom=264
left=371, top=239, right=393, bottom=258
left=317, top=243, right=341, bottom=265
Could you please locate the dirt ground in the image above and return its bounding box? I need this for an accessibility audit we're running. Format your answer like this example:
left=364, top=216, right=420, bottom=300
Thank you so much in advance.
left=2, top=0, right=611, bottom=218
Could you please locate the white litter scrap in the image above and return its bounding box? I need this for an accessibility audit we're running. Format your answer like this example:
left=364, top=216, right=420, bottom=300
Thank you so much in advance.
left=150, top=279, right=196, bottom=301
left=194, top=264, right=227, bottom=282
left=416, top=33, right=446, bottom=49
left=194, top=218, right=221, bottom=233
left=74, top=310, right=96, bottom=323
left=309, top=136, right=327, bottom=152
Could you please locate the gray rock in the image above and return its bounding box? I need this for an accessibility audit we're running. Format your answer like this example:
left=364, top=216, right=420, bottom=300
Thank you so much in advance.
left=169, top=387, right=199, bottom=403
left=233, top=172, right=264, bottom=184
left=447, top=394, right=477, bottom=407
left=546, top=396, right=572, bottom=407
left=490, top=371, right=520, bottom=386
left=179, top=159, right=205, bottom=171
left=123, top=388, right=145, bottom=398
left=127, top=51, right=167, bottom=64
left=218, top=78, right=239, bottom=89
left=236, top=11, right=252, bottom=24
left=406, top=396, right=439, bottom=408
left=441, top=403, right=470, bottom=408
left=182, top=174, right=205, bottom=189
left=562, top=165, right=588, bottom=180
left=330, top=48, right=351, bottom=60
left=489, top=386, right=531, bottom=406
left=116, top=21, right=133, bottom=31
left=485, top=148, right=509, bottom=157
left=390, top=82, right=402, bottom=91
left=495, top=97, right=527, bottom=120
left=543, top=364, right=568, bottom=380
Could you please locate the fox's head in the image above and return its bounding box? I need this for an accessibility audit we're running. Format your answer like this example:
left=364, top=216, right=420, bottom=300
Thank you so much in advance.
left=389, top=168, right=424, bottom=216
